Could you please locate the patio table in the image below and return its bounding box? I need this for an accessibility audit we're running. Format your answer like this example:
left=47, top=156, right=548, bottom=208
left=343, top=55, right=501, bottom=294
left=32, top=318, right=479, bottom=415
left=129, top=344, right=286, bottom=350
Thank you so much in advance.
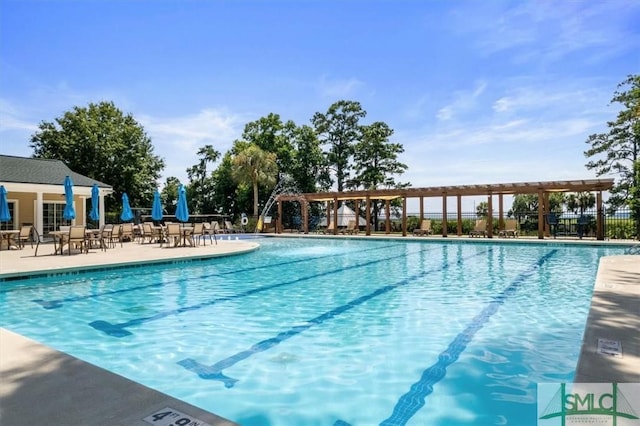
left=0, top=230, right=20, bottom=250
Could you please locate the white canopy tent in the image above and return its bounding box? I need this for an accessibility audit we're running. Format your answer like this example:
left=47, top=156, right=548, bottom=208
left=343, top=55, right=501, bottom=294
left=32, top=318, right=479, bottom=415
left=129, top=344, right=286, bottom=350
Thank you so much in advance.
left=318, top=203, right=367, bottom=227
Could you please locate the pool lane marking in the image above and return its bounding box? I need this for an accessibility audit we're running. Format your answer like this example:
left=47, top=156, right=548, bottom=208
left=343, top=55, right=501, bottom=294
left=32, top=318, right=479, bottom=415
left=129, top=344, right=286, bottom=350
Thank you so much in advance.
left=370, top=249, right=559, bottom=426
left=89, top=245, right=433, bottom=337
left=32, top=243, right=397, bottom=309
left=177, top=249, right=490, bottom=388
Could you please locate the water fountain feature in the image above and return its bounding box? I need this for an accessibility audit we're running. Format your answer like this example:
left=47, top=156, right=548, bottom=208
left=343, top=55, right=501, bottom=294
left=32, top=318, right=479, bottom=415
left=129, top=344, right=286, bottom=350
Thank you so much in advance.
left=256, top=176, right=308, bottom=233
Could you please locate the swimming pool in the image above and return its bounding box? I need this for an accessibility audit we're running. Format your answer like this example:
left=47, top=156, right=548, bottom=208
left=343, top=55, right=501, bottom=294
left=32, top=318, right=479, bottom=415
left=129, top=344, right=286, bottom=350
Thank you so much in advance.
left=0, top=238, right=629, bottom=425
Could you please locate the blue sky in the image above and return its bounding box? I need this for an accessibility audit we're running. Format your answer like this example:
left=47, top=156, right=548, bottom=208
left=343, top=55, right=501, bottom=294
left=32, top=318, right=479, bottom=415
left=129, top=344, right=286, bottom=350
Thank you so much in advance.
left=1, top=1, right=639, bottom=210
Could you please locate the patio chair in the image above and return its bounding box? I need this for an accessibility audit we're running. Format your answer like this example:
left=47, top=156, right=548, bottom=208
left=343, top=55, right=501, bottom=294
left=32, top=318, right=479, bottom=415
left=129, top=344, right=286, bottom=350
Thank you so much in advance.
left=469, top=219, right=487, bottom=237
left=192, top=222, right=206, bottom=246
left=203, top=222, right=218, bottom=244
left=165, top=223, right=181, bottom=247
left=413, top=219, right=432, bottom=236
left=545, top=213, right=559, bottom=239
left=140, top=222, right=156, bottom=244
left=119, top=223, right=134, bottom=246
left=16, top=225, right=34, bottom=249
left=100, top=224, right=116, bottom=249
left=63, top=225, right=88, bottom=255
left=498, top=219, right=518, bottom=238
left=340, top=220, right=357, bottom=235
left=577, top=215, right=590, bottom=239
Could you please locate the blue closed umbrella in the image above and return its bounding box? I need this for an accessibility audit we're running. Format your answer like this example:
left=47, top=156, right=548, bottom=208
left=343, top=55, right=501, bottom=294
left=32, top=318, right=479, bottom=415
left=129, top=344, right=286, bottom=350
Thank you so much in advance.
left=63, top=176, right=76, bottom=221
left=151, top=190, right=163, bottom=221
left=90, top=184, right=100, bottom=222
left=120, top=193, right=134, bottom=222
left=175, top=184, right=189, bottom=223
left=0, top=185, right=11, bottom=223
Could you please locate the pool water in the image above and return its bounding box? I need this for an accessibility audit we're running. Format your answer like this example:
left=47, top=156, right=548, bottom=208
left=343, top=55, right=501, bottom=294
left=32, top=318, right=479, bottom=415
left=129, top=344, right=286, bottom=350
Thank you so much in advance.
left=0, top=238, right=628, bottom=425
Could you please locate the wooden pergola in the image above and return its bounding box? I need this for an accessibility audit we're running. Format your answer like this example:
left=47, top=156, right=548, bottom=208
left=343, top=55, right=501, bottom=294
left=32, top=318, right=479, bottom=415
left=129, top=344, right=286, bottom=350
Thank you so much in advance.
left=276, top=178, right=615, bottom=240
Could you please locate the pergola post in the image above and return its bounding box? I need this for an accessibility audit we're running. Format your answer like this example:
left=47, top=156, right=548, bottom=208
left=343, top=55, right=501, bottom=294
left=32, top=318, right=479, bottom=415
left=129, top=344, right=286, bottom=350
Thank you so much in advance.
left=456, top=194, right=462, bottom=236
left=402, top=196, right=407, bottom=237
left=365, top=196, right=371, bottom=235
left=277, top=200, right=283, bottom=234
left=442, top=192, right=448, bottom=237
left=538, top=191, right=545, bottom=239
left=354, top=199, right=360, bottom=235
left=498, top=194, right=504, bottom=231
left=385, top=200, right=391, bottom=234
left=419, top=196, right=424, bottom=221
left=333, top=197, right=338, bottom=235
left=487, top=193, right=493, bottom=238
left=597, top=191, right=604, bottom=240
left=302, top=201, right=308, bottom=234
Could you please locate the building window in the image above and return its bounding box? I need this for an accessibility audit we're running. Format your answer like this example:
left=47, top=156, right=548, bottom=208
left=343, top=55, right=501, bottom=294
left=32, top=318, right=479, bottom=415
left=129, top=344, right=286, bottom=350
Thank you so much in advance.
left=0, top=201, right=15, bottom=230
left=43, top=202, right=67, bottom=234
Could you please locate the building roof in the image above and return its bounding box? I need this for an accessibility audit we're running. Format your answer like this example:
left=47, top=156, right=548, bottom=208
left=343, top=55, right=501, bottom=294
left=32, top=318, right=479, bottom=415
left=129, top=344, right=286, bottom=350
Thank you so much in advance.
left=0, top=155, right=112, bottom=189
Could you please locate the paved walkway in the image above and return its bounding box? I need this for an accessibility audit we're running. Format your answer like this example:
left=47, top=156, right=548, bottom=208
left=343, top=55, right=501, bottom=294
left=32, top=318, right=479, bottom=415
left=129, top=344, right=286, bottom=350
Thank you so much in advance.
left=0, top=236, right=638, bottom=425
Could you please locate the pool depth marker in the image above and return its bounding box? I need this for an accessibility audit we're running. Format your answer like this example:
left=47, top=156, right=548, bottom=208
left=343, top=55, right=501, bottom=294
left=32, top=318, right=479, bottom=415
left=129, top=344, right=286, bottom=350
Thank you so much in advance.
left=177, top=249, right=491, bottom=388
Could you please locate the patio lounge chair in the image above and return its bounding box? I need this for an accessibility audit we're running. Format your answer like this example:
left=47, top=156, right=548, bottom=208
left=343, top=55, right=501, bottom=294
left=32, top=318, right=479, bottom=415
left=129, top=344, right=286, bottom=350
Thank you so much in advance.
left=498, top=219, right=518, bottom=238
left=340, top=220, right=358, bottom=235
left=224, top=220, right=238, bottom=233
left=469, top=219, right=487, bottom=237
left=413, top=219, right=432, bottom=236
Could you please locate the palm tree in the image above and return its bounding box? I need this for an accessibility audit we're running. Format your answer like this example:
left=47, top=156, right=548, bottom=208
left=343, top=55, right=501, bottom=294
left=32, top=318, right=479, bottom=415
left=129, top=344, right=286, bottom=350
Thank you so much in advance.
left=566, top=192, right=596, bottom=215
left=232, top=144, right=278, bottom=216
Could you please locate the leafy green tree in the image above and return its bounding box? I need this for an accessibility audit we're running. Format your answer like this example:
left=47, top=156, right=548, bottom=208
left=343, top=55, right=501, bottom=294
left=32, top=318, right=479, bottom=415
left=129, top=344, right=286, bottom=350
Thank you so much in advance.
left=287, top=123, right=330, bottom=193
left=241, top=113, right=294, bottom=180
left=232, top=144, right=278, bottom=216
left=186, top=145, right=221, bottom=214
left=210, top=152, right=241, bottom=216
left=629, top=160, right=640, bottom=238
left=585, top=74, right=639, bottom=214
left=30, top=101, right=165, bottom=212
left=352, top=122, right=407, bottom=189
left=311, top=100, right=366, bottom=191
left=351, top=121, right=408, bottom=230
left=161, top=176, right=181, bottom=216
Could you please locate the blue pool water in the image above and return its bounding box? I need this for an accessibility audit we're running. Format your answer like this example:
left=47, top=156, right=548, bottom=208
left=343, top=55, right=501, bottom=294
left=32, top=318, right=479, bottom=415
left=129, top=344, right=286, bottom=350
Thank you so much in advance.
left=0, top=238, right=629, bottom=425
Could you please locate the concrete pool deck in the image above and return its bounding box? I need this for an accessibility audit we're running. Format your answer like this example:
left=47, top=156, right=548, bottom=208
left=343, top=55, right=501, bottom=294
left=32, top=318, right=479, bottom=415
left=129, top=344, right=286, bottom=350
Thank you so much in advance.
left=0, top=235, right=638, bottom=425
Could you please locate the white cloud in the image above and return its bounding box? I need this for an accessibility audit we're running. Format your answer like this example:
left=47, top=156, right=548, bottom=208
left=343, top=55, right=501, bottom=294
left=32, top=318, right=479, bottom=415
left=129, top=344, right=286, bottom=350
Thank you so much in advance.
left=316, top=75, right=365, bottom=99
left=436, top=81, right=487, bottom=121
left=138, top=108, right=246, bottom=183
